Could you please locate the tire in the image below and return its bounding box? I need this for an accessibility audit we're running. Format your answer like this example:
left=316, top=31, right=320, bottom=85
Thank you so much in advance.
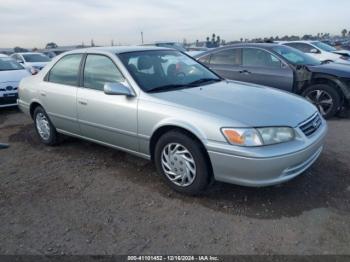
left=154, top=130, right=211, bottom=195
left=302, top=84, right=342, bottom=119
left=33, top=106, right=59, bottom=146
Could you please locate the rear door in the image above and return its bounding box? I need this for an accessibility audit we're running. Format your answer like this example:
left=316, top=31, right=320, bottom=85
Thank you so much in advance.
left=205, top=48, right=243, bottom=80
left=41, top=53, right=83, bottom=134
left=240, top=48, right=294, bottom=91
left=77, top=54, right=138, bottom=151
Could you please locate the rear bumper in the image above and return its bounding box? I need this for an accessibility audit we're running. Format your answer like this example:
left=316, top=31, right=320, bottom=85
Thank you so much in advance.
left=208, top=123, right=327, bottom=187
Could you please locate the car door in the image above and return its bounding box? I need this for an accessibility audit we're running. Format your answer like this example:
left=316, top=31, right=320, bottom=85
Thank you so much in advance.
left=77, top=54, right=138, bottom=152
left=41, top=53, right=82, bottom=134
left=240, top=48, right=294, bottom=91
left=205, top=48, right=243, bottom=80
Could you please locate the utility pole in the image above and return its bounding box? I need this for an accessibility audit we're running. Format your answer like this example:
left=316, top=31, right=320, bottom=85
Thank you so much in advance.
left=141, top=31, right=144, bottom=44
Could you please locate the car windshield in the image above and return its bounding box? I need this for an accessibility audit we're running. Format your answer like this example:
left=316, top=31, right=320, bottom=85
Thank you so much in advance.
left=22, top=53, right=51, bottom=62
left=312, top=41, right=337, bottom=52
left=272, top=46, right=321, bottom=66
left=0, top=57, right=24, bottom=71
left=119, top=50, right=221, bottom=92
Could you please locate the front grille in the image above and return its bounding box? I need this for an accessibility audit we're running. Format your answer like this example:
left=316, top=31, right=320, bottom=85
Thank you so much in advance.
left=0, top=94, right=18, bottom=105
left=299, top=113, right=322, bottom=137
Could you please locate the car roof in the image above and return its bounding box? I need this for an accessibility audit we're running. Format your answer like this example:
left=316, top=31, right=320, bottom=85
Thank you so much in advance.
left=65, top=46, right=172, bottom=55
left=15, top=52, right=45, bottom=55
left=193, top=43, right=280, bottom=57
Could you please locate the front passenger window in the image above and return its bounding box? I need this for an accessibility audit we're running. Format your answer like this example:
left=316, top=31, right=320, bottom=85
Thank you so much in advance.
left=83, top=55, right=124, bottom=91
left=243, top=49, right=281, bottom=68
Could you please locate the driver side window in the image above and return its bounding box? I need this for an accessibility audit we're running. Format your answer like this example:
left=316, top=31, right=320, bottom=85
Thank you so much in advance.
left=83, top=55, right=124, bottom=91
left=242, top=48, right=281, bottom=68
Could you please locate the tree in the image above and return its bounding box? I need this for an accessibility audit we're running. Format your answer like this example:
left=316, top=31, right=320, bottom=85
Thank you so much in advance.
left=216, top=36, right=221, bottom=46
left=45, top=42, right=58, bottom=49
left=341, top=29, right=347, bottom=37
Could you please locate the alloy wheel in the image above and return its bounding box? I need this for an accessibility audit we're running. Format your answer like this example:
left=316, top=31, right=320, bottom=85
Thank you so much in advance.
left=306, top=89, right=334, bottom=116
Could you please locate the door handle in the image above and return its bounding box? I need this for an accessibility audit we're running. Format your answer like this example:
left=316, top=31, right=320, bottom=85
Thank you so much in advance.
left=40, top=91, right=46, bottom=97
left=239, top=70, right=251, bottom=74
left=78, top=100, right=88, bottom=106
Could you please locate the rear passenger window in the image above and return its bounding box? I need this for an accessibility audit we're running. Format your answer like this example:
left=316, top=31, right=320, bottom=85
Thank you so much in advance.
left=210, top=49, right=241, bottom=65
left=48, top=54, right=82, bottom=86
left=284, top=43, right=314, bottom=53
left=83, top=55, right=124, bottom=91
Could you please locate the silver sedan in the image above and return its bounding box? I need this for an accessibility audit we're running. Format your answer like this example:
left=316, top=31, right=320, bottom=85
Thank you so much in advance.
left=18, top=46, right=327, bottom=194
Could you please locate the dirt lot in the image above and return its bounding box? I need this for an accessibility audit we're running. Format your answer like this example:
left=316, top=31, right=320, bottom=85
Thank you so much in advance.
left=0, top=108, right=350, bottom=255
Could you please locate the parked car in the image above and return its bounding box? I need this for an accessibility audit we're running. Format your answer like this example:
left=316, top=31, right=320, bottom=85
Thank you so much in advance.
left=0, top=54, right=30, bottom=108
left=279, top=41, right=350, bottom=65
left=18, top=47, right=327, bottom=194
left=194, top=43, right=350, bottom=118
left=10, top=52, right=51, bottom=74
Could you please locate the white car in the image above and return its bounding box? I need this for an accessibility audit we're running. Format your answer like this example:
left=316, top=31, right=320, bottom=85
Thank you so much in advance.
left=280, top=41, right=350, bottom=65
left=0, top=54, right=31, bottom=107
left=10, top=52, right=51, bottom=74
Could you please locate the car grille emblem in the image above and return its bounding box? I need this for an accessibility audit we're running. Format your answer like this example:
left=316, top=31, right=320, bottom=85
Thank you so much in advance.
left=6, top=86, right=13, bottom=91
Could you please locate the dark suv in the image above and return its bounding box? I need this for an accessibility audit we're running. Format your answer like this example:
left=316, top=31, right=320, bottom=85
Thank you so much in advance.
left=194, top=44, right=350, bottom=118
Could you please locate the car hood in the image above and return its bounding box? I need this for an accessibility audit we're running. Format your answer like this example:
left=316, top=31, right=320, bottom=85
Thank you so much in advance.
left=0, top=69, right=30, bottom=83
left=26, top=62, right=48, bottom=68
left=307, top=63, right=350, bottom=78
left=333, top=49, right=350, bottom=56
left=150, top=81, right=317, bottom=127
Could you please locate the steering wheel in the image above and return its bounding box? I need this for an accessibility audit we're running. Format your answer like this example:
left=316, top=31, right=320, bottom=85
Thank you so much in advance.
left=176, top=72, right=186, bottom=78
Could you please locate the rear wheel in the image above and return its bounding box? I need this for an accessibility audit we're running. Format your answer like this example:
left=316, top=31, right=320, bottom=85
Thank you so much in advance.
left=154, top=130, right=211, bottom=195
left=33, top=106, right=59, bottom=146
left=302, top=84, right=341, bottom=119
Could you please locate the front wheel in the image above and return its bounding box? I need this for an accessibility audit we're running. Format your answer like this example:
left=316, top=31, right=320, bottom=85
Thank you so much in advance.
left=302, top=84, right=341, bottom=119
left=154, top=130, right=211, bottom=195
left=33, top=106, right=59, bottom=146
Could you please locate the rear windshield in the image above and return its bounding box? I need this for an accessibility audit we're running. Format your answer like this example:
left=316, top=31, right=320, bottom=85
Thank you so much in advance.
left=22, top=53, right=51, bottom=62
left=0, top=57, right=24, bottom=71
left=272, top=46, right=321, bottom=66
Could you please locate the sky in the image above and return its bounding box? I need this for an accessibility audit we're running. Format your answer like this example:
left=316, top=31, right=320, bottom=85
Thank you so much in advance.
left=0, top=0, right=349, bottom=48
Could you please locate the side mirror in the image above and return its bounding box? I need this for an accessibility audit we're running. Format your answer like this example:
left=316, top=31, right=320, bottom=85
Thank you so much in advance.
left=104, top=82, right=134, bottom=96
left=310, top=48, right=320, bottom=54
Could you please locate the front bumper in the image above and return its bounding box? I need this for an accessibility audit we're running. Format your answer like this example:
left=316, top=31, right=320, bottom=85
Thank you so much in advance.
left=207, top=120, right=327, bottom=187
left=0, top=94, right=18, bottom=108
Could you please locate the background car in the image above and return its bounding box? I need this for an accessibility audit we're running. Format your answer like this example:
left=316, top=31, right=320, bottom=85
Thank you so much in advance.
left=10, top=52, right=51, bottom=74
left=142, top=42, right=187, bottom=52
left=0, top=54, right=30, bottom=108
left=18, top=47, right=327, bottom=195
left=280, top=41, right=350, bottom=65
left=194, top=43, right=350, bottom=118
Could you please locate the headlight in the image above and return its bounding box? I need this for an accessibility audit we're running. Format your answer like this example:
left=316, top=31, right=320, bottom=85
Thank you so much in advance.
left=222, top=127, right=295, bottom=147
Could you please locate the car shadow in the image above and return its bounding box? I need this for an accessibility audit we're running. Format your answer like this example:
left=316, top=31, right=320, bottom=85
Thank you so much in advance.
left=8, top=123, right=350, bottom=220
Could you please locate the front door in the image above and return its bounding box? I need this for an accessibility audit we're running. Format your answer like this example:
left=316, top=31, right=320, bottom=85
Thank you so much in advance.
left=240, top=48, right=294, bottom=91
left=77, top=54, right=138, bottom=152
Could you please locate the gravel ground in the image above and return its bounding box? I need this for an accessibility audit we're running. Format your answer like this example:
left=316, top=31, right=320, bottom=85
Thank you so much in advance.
left=0, top=108, right=349, bottom=255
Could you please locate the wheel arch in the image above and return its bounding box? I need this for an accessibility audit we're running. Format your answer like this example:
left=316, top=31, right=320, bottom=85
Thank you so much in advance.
left=149, top=123, right=213, bottom=178
left=309, top=74, right=350, bottom=100
left=29, top=101, right=44, bottom=119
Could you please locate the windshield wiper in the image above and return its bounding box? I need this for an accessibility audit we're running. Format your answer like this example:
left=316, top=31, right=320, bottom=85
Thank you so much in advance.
left=147, top=78, right=222, bottom=93
left=148, top=84, right=188, bottom=93
left=187, top=78, right=222, bottom=86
